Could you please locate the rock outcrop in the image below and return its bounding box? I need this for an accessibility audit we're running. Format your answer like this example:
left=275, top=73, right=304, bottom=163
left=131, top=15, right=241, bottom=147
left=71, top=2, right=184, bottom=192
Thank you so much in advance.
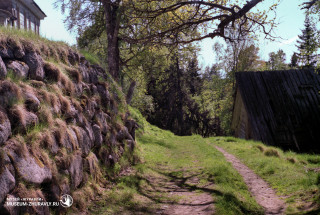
left=0, top=37, right=137, bottom=214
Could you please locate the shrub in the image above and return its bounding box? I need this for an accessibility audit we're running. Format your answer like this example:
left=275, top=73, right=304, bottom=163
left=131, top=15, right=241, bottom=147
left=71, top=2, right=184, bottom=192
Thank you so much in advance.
left=264, top=148, right=280, bottom=157
left=256, top=145, right=265, bottom=152
left=286, top=157, right=297, bottom=164
left=307, top=157, right=320, bottom=164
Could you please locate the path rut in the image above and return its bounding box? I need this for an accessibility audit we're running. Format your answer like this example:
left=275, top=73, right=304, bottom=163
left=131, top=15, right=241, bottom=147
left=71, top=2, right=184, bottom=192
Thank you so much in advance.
left=215, top=146, right=286, bottom=215
left=147, top=171, right=215, bottom=215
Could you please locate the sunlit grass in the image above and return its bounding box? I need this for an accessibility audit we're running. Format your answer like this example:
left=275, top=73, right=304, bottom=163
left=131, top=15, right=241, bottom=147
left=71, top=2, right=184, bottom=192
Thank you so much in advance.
left=210, top=137, right=320, bottom=214
left=91, top=107, right=264, bottom=215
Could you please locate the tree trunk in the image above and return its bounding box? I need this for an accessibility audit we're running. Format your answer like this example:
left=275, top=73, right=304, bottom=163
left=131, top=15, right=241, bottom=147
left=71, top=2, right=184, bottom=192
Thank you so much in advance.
left=102, top=0, right=120, bottom=81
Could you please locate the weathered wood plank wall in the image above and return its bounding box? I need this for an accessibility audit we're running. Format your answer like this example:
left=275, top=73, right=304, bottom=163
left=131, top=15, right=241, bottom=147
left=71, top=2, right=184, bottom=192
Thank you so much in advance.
left=233, top=70, right=320, bottom=152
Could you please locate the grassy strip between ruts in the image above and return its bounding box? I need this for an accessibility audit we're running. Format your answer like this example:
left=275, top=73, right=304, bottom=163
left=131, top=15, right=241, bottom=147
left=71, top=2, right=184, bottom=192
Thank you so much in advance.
left=209, top=136, right=320, bottom=215
left=90, top=108, right=264, bottom=215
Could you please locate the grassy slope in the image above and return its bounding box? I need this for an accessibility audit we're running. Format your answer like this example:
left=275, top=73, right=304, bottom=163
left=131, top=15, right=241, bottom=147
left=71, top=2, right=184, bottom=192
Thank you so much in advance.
left=91, top=108, right=264, bottom=215
left=209, top=137, right=320, bottom=214
left=90, top=108, right=320, bottom=215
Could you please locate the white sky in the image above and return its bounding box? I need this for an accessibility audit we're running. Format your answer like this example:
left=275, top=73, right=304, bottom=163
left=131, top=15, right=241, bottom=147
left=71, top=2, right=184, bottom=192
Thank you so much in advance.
left=35, top=0, right=307, bottom=68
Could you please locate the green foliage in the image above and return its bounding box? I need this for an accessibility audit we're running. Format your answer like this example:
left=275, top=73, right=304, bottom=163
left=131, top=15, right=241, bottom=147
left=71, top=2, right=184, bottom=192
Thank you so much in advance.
left=296, top=14, right=319, bottom=68
left=145, top=54, right=218, bottom=136
left=266, top=49, right=288, bottom=70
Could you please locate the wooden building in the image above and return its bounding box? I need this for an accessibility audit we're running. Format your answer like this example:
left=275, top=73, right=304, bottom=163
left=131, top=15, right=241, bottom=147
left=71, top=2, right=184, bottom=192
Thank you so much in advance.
left=231, top=70, right=320, bottom=152
left=0, top=0, right=46, bottom=34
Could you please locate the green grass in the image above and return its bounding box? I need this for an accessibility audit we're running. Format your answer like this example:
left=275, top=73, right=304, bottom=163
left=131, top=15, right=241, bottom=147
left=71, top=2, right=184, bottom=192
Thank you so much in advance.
left=80, top=50, right=101, bottom=65
left=91, top=108, right=264, bottom=215
left=0, top=26, right=70, bottom=47
left=89, top=109, right=320, bottom=214
left=210, top=137, right=320, bottom=214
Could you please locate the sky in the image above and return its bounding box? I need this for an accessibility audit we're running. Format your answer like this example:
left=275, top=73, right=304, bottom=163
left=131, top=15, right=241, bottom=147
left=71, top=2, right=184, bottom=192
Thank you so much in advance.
left=35, top=0, right=307, bottom=68
left=198, top=0, right=306, bottom=68
left=35, top=0, right=77, bottom=45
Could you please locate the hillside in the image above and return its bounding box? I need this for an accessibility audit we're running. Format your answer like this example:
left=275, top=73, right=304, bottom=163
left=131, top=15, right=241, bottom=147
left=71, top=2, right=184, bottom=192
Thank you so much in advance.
left=0, top=28, right=137, bottom=214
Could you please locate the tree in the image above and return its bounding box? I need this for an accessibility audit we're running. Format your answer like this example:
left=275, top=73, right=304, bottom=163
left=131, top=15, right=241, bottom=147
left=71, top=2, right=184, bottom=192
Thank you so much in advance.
left=296, top=14, right=318, bottom=68
left=303, top=0, right=320, bottom=11
left=266, top=49, right=287, bottom=70
left=185, top=56, right=202, bottom=96
left=237, top=44, right=261, bottom=72
left=289, top=52, right=299, bottom=68
left=56, top=0, right=279, bottom=81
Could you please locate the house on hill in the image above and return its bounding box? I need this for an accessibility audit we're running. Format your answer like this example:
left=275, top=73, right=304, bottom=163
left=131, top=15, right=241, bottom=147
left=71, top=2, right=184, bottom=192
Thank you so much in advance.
left=0, top=0, right=46, bottom=35
left=231, top=70, right=320, bottom=152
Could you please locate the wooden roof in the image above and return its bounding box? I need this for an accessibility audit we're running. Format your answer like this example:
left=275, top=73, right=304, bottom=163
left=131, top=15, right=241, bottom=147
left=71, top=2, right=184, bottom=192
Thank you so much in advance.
left=235, top=70, right=320, bottom=152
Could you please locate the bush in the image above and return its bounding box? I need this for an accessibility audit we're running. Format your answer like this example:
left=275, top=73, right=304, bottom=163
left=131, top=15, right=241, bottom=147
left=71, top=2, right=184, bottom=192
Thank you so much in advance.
left=286, top=157, right=297, bottom=164
left=264, top=148, right=280, bottom=157
left=256, top=145, right=265, bottom=152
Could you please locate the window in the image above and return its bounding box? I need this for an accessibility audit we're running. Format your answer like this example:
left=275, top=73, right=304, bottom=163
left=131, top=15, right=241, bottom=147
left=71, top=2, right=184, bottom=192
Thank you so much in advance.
left=19, top=9, right=24, bottom=29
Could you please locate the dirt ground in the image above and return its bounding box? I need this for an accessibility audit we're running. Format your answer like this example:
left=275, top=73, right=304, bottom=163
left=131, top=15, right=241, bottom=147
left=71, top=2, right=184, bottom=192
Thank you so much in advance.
left=215, top=146, right=286, bottom=215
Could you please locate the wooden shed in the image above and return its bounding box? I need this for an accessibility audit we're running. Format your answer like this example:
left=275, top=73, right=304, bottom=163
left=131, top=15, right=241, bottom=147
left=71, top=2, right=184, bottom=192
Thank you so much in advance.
left=231, top=70, right=320, bottom=152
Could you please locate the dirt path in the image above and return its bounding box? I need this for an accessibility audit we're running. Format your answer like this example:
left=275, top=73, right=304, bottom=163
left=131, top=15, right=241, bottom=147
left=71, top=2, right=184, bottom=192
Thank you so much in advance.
left=215, top=146, right=286, bottom=215
left=156, top=176, right=215, bottom=215
left=140, top=170, right=215, bottom=215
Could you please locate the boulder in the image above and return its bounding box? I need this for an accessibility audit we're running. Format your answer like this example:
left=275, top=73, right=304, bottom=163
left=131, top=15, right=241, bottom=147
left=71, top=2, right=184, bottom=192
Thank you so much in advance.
left=65, top=104, right=78, bottom=122
left=125, top=119, right=138, bottom=141
left=79, top=64, right=90, bottom=83
left=0, top=111, right=11, bottom=146
left=0, top=56, right=7, bottom=80
left=4, top=139, right=52, bottom=184
left=42, top=132, right=59, bottom=155
left=83, top=99, right=97, bottom=119
left=108, top=133, right=117, bottom=147
left=116, top=127, right=134, bottom=142
left=97, top=84, right=111, bottom=107
left=66, top=127, right=79, bottom=152
left=13, top=48, right=25, bottom=59
left=0, top=167, right=15, bottom=203
left=68, top=151, right=83, bottom=189
left=0, top=46, right=14, bottom=59
left=88, top=67, right=99, bottom=84
left=94, top=111, right=111, bottom=135
left=24, top=92, right=40, bottom=112
left=73, top=126, right=93, bottom=157
left=23, top=52, right=44, bottom=81
left=6, top=60, right=29, bottom=79
left=9, top=105, right=38, bottom=133
left=68, top=50, right=76, bottom=65
left=92, top=124, right=102, bottom=148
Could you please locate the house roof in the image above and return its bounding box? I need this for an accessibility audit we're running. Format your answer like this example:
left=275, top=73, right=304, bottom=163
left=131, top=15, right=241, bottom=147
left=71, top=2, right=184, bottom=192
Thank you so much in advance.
left=18, top=0, right=46, bottom=20
left=32, top=0, right=46, bottom=18
left=235, top=70, right=320, bottom=152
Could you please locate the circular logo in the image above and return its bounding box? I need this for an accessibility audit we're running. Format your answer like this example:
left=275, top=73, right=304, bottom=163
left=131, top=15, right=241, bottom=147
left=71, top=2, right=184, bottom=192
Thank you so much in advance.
left=60, top=194, right=73, bottom=208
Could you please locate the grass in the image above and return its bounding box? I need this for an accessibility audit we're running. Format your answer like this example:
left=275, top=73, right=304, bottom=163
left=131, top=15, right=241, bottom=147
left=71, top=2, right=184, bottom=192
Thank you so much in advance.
left=210, top=137, right=320, bottom=214
left=90, top=108, right=265, bottom=215
left=89, top=108, right=320, bottom=214
left=0, top=27, right=72, bottom=63
left=80, top=50, right=101, bottom=65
